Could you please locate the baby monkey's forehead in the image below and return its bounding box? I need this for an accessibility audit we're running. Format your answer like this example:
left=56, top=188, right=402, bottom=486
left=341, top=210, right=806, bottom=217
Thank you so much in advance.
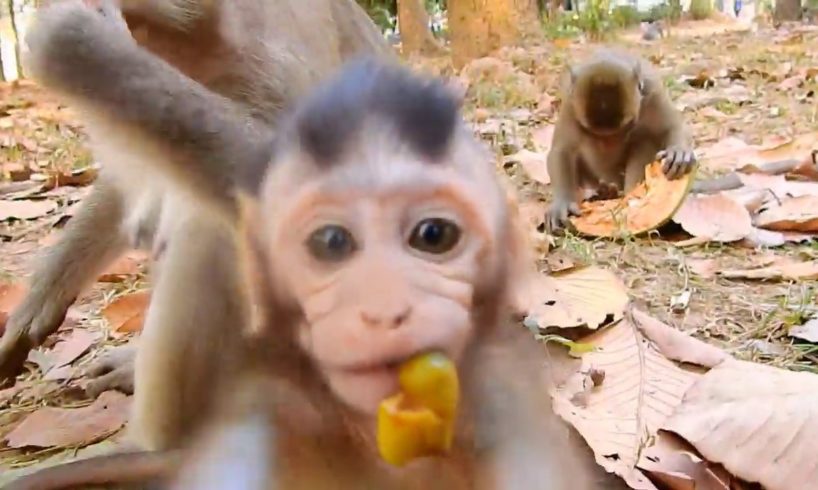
left=289, top=59, right=461, bottom=169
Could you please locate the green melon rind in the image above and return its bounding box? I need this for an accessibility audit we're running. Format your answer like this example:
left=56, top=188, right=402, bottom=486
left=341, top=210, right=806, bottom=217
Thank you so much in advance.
left=569, top=162, right=699, bottom=238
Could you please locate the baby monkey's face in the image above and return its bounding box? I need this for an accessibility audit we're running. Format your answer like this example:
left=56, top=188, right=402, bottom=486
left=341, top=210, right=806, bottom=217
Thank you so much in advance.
left=255, top=133, right=506, bottom=416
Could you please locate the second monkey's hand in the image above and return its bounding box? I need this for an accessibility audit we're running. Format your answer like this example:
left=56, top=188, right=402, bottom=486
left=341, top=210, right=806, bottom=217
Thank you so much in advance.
left=657, top=146, right=696, bottom=180
left=25, top=0, right=135, bottom=85
left=545, top=199, right=581, bottom=233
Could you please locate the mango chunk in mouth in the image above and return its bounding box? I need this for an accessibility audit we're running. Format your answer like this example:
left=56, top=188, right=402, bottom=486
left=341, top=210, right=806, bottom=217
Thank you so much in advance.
left=376, top=352, right=459, bottom=466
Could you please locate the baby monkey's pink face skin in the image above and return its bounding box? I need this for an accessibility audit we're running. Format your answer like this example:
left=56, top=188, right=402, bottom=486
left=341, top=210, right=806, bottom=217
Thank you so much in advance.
left=256, top=128, right=509, bottom=415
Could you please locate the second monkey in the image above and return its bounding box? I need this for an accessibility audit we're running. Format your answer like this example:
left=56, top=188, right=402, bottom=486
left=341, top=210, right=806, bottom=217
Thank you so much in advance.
left=545, top=49, right=696, bottom=232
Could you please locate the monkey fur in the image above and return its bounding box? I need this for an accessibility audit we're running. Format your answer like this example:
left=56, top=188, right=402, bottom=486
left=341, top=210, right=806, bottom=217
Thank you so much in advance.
left=8, top=3, right=612, bottom=489
left=545, top=49, right=696, bottom=232
left=0, top=0, right=391, bottom=452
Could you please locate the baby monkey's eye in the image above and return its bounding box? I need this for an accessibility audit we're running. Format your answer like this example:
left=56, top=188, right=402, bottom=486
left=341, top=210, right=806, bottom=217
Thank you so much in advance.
left=408, top=218, right=461, bottom=255
left=306, top=225, right=357, bottom=262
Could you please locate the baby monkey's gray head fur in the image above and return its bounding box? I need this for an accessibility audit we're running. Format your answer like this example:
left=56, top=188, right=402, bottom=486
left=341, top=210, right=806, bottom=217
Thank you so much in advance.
left=287, top=58, right=461, bottom=168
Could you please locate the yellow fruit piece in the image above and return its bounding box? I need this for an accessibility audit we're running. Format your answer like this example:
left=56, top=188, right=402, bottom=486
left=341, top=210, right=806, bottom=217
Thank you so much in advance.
left=377, top=352, right=459, bottom=466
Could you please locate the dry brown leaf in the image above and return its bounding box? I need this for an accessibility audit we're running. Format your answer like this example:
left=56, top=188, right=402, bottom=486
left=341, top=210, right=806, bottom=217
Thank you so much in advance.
left=662, top=360, right=818, bottom=490
left=672, top=194, right=752, bottom=242
left=101, top=291, right=150, bottom=334
left=697, top=132, right=818, bottom=172
left=503, top=149, right=550, bottom=185
left=0, top=199, right=58, bottom=221
left=719, top=259, right=818, bottom=280
left=672, top=236, right=711, bottom=248
left=789, top=156, right=818, bottom=181
left=97, top=251, right=148, bottom=283
left=0, top=439, right=122, bottom=486
left=570, top=161, right=695, bottom=237
left=721, top=187, right=771, bottom=213
left=740, top=227, right=816, bottom=248
left=757, top=131, right=818, bottom=162
left=4, top=391, right=131, bottom=449
left=520, top=266, right=628, bottom=330
left=543, top=250, right=576, bottom=273
left=0, top=282, right=26, bottom=314
left=42, top=365, right=74, bottom=381
left=754, top=195, right=818, bottom=232
left=515, top=199, right=547, bottom=234
left=697, top=106, right=728, bottom=120
left=535, top=92, right=556, bottom=115
left=789, top=316, right=818, bottom=343
left=738, top=173, right=818, bottom=198
left=28, top=329, right=97, bottom=375
left=777, top=75, right=802, bottom=90
left=2, top=163, right=32, bottom=182
left=551, top=310, right=718, bottom=489
left=630, top=309, right=728, bottom=368
left=638, top=430, right=738, bottom=490
left=696, top=136, right=752, bottom=171
left=41, top=167, right=98, bottom=190
left=686, top=258, right=718, bottom=279
left=531, top=124, right=554, bottom=153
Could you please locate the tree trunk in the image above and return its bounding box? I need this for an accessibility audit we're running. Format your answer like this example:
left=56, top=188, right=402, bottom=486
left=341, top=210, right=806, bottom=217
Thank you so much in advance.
left=6, top=0, right=20, bottom=79
left=774, top=0, right=802, bottom=21
left=397, top=0, right=445, bottom=55
left=449, top=0, right=540, bottom=69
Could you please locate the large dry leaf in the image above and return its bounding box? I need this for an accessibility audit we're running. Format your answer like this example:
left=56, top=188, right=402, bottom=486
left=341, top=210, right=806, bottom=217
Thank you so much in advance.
left=662, top=360, right=818, bottom=490
left=520, top=266, right=628, bottom=330
left=722, top=187, right=773, bottom=213
left=101, top=291, right=150, bottom=334
left=0, top=199, right=58, bottom=220
left=719, top=259, right=818, bottom=280
left=27, top=329, right=97, bottom=375
left=628, top=310, right=728, bottom=368
left=672, top=194, right=752, bottom=242
left=737, top=173, right=818, bottom=198
left=697, top=132, right=818, bottom=172
left=97, top=251, right=148, bottom=283
left=550, top=309, right=724, bottom=489
left=637, top=432, right=735, bottom=490
left=4, top=391, right=131, bottom=448
left=531, top=124, right=555, bottom=153
left=503, top=149, right=550, bottom=185
left=570, top=161, right=695, bottom=237
left=695, top=137, right=754, bottom=171
left=754, top=195, right=818, bottom=232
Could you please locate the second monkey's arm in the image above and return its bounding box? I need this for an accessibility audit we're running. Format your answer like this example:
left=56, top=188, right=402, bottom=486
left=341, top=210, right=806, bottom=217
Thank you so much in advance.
left=643, top=88, right=696, bottom=180
left=545, top=129, right=581, bottom=232
left=25, top=1, right=273, bottom=218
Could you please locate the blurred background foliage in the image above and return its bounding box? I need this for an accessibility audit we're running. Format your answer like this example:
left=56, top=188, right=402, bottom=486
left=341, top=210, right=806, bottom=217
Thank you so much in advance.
left=356, top=0, right=717, bottom=45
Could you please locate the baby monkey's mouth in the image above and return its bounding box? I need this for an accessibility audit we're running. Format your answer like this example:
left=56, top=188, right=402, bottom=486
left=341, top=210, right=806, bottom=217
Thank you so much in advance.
left=338, top=349, right=439, bottom=376
left=343, top=357, right=407, bottom=375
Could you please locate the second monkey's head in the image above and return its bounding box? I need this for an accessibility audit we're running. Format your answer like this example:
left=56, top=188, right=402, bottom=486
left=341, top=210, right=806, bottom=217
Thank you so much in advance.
left=567, top=50, right=647, bottom=137
left=242, top=59, right=526, bottom=415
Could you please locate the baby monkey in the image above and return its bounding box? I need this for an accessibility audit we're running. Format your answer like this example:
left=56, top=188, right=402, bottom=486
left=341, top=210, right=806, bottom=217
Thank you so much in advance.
left=545, top=49, right=696, bottom=232
left=10, top=2, right=608, bottom=489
